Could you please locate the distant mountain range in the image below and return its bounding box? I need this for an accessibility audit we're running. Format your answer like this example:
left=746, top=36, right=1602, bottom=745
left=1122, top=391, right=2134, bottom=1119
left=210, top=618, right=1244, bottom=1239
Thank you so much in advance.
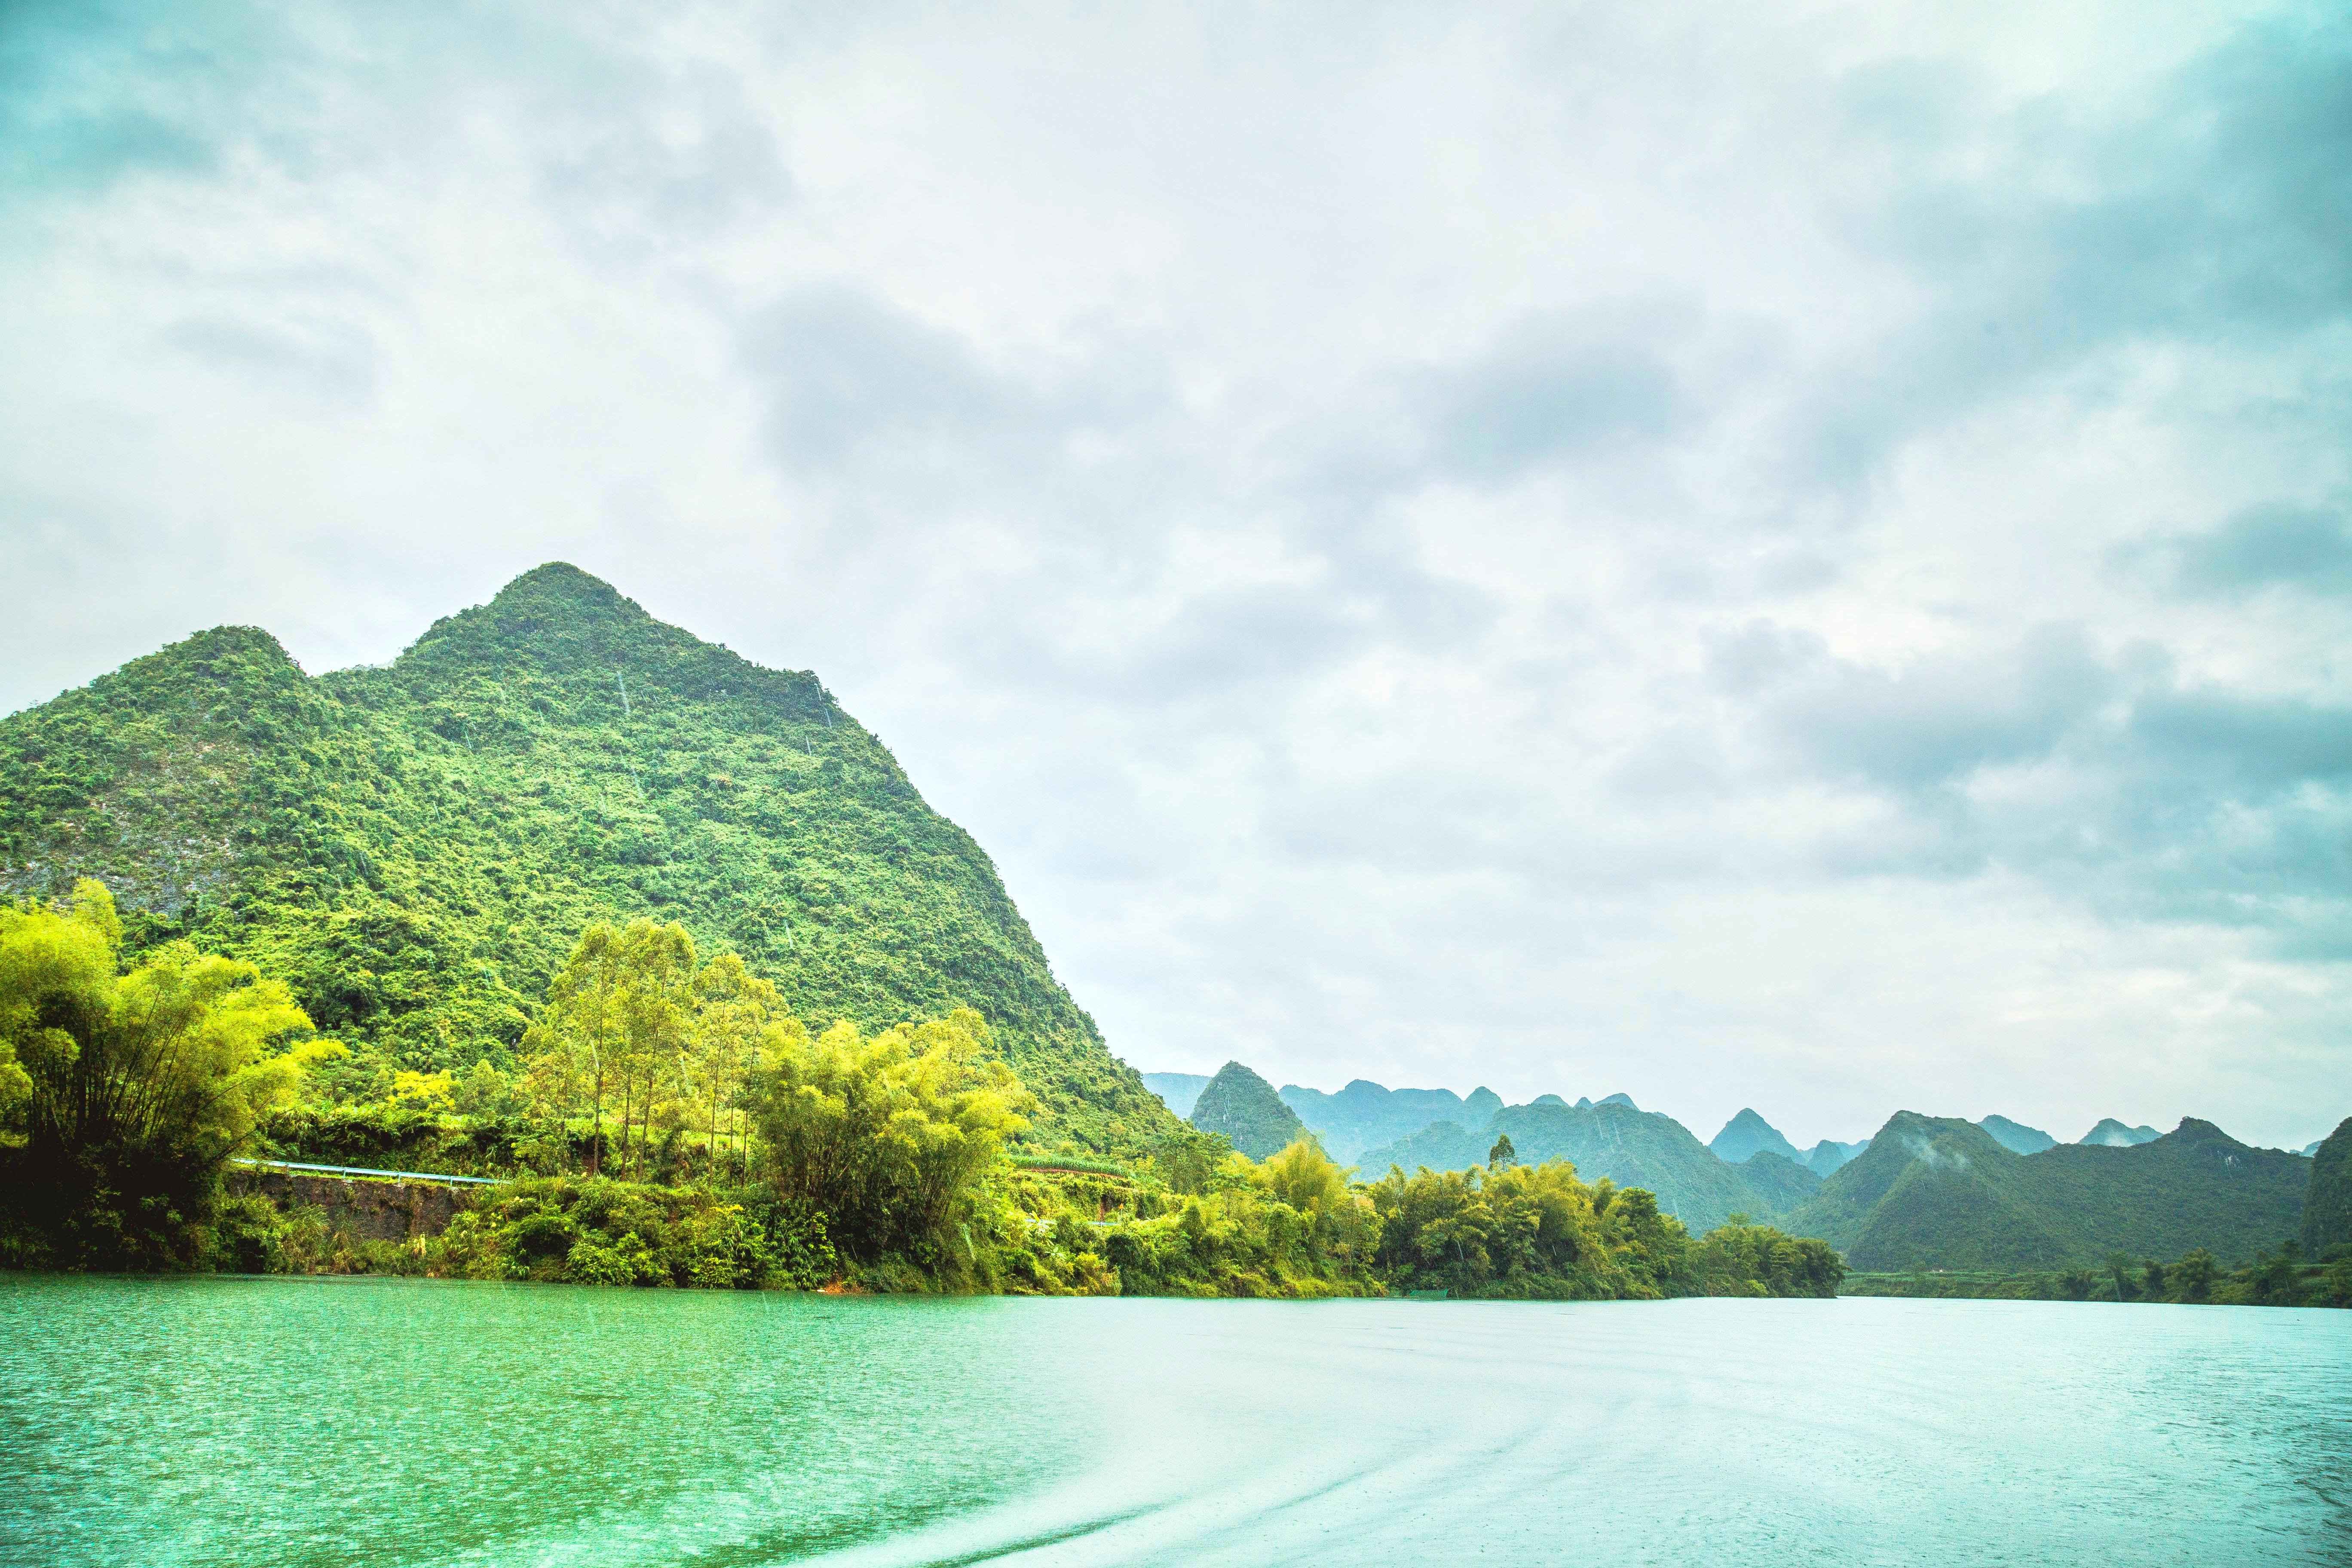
left=1277, top=1081, right=1504, bottom=1164
left=1145, top=1070, right=2334, bottom=1265
left=1785, top=1114, right=2309, bottom=1268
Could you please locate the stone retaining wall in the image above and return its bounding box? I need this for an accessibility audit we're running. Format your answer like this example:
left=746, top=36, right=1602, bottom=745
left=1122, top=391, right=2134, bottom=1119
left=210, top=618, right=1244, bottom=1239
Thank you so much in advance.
left=227, top=1170, right=468, bottom=1243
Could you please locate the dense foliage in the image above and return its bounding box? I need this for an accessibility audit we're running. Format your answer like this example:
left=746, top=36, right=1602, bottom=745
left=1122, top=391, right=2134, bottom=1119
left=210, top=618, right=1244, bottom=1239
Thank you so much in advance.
left=0, top=882, right=339, bottom=1268
left=1187, top=1060, right=1307, bottom=1159
left=754, top=1008, right=1029, bottom=1272
left=1787, top=1113, right=2310, bottom=1270
left=0, top=564, right=1176, bottom=1155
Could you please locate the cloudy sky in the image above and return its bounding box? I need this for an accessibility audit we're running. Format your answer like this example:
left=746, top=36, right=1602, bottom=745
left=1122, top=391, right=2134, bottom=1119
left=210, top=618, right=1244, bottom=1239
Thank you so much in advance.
left=3, top=1, right=2346, bottom=1149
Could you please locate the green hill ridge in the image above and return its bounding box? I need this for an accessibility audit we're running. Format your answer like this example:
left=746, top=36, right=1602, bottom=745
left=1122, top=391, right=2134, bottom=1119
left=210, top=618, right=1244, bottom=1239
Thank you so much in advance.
left=1188, top=1061, right=1308, bottom=1158
left=0, top=564, right=1175, bottom=1155
left=1786, top=1112, right=2309, bottom=1269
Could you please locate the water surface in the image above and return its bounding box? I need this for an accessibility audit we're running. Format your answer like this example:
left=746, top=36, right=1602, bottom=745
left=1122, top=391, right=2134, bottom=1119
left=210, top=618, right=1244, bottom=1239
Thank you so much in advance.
left=3, top=1277, right=2346, bottom=1565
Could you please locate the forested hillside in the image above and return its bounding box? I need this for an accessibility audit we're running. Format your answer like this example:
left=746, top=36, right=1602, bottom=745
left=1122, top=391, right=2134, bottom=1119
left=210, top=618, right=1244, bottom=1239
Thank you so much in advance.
left=0, top=564, right=1175, bottom=1154
left=2309, top=1118, right=2352, bottom=1258
left=1788, top=1113, right=2308, bottom=1269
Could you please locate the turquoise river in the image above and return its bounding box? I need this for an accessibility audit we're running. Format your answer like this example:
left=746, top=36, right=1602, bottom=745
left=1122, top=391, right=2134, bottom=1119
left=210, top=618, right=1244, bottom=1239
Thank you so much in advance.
left=3, top=1276, right=2348, bottom=1565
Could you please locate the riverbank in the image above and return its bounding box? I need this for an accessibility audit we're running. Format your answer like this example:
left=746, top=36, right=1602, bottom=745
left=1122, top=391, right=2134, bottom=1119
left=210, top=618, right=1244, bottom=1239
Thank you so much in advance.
left=1843, top=1251, right=2351, bottom=1309
left=196, top=1163, right=1844, bottom=1301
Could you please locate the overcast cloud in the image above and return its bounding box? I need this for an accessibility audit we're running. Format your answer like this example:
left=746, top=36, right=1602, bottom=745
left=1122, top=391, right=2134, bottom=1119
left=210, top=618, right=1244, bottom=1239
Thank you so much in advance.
left=2, top=0, right=2346, bottom=1148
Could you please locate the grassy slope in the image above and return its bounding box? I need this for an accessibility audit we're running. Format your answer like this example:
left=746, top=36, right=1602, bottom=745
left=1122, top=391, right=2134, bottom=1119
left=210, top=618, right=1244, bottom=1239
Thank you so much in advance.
left=0, top=564, right=1177, bottom=1155
left=1789, top=1112, right=2307, bottom=1268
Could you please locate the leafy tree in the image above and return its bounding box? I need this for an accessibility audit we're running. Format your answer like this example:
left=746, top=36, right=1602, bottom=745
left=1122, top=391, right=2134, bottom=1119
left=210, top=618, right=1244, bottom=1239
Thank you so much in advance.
left=2173, top=1248, right=2217, bottom=1302
left=753, top=1007, right=1032, bottom=1269
left=691, top=952, right=778, bottom=1182
left=1151, top=1126, right=1232, bottom=1195
left=528, top=924, right=631, bottom=1174
left=607, top=921, right=697, bottom=1180
left=1254, top=1136, right=1351, bottom=1215
left=453, top=1058, right=511, bottom=1119
left=1488, top=1132, right=1516, bottom=1170
left=0, top=881, right=339, bottom=1267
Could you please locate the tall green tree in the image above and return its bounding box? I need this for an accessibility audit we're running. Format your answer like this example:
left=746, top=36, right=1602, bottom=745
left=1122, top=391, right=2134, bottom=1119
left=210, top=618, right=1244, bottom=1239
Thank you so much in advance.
left=608, top=922, right=698, bottom=1180
left=528, top=923, right=629, bottom=1175
left=0, top=881, right=339, bottom=1267
left=754, top=1007, right=1032, bottom=1268
left=691, top=951, right=781, bottom=1181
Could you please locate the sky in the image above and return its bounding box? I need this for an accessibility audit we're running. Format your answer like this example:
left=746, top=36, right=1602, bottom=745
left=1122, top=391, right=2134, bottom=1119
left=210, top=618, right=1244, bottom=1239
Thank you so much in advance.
left=1, top=1, right=2346, bottom=1150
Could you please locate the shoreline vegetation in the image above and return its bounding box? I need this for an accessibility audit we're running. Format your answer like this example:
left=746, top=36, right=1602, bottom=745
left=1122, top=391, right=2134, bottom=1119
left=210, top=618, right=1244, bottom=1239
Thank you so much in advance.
left=3, top=880, right=1842, bottom=1300
left=4, top=880, right=2342, bottom=1306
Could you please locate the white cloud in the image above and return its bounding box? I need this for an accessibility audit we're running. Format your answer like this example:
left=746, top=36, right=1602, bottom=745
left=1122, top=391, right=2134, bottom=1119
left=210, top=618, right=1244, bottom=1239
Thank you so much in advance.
left=1, top=0, right=2346, bottom=1148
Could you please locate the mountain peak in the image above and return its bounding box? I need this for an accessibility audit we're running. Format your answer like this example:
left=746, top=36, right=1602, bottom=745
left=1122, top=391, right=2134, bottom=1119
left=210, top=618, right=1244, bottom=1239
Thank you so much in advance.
left=1189, top=1061, right=1309, bottom=1159
left=490, top=561, right=635, bottom=609
left=1976, top=1114, right=2057, bottom=1155
left=1710, top=1107, right=1801, bottom=1165
left=2078, top=1118, right=2161, bottom=1147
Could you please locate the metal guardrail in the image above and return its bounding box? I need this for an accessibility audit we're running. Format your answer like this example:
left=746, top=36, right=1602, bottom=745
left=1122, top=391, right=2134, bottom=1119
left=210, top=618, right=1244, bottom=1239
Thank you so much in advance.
left=231, top=1158, right=499, bottom=1187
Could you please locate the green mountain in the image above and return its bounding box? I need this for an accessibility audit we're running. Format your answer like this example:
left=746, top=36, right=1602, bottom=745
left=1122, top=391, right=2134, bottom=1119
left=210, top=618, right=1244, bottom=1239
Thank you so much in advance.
left=2305, top=1117, right=2352, bottom=1259
left=1788, top=1113, right=2310, bottom=1269
left=1801, top=1139, right=1869, bottom=1176
left=0, top=564, right=1176, bottom=1155
left=1188, top=1061, right=1308, bottom=1158
left=1358, top=1119, right=1485, bottom=1174
left=1708, top=1108, right=1800, bottom=1164
left=1481, top=1103, right=1771, bottom=1234
left=2079, top=1118, right=2160, bottom=1147
left=1141, top=1072, right=1211, bottom=1118
left=1977, top=1115, right=2057, bottom=1155
left=1733, top=1150, right=1822, bottom=1213
left=1277, top=1079, right=1503, bottom=1164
